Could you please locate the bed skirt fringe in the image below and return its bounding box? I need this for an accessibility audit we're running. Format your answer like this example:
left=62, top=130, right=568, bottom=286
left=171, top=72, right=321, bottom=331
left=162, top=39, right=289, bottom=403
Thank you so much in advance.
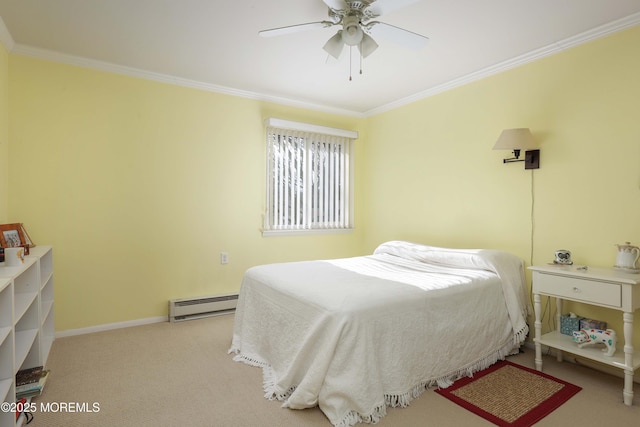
left=228, top=350, right=293, bottom=400
left=430, top=329, right=528, bottom=391
left=335, top=330, right=530, bottom=427
left=229, top=350, right=266, bottom=368
left=230, top=325, right=529, bottom=427
left=335, top=405, right=387, bottom=427
left=514, top=323, right=529, bottom=345
left=263, top=365, right=297, bottom=401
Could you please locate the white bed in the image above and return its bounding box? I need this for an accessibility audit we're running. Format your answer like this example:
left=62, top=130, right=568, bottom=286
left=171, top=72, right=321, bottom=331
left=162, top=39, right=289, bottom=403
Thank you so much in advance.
left=229, top=241, right=530, bottom=426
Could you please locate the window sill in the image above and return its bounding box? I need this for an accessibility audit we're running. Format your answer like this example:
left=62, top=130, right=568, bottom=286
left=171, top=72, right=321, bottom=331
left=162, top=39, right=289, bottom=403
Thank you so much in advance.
left=262, top=228, right=354, bottom=237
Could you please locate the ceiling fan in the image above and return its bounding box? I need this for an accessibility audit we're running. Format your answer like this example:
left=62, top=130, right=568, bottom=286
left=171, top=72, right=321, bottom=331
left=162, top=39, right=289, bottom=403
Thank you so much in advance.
left=259, top=0, right=429, bottom=65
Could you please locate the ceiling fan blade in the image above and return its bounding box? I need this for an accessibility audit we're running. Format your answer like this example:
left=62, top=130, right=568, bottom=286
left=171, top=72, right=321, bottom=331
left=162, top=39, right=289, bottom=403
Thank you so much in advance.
left=259, top=21, right=332, bottom=37
left=323, top=30, right=345, bottom=59
left=322, top=0, right=348, bottom=12
left=358, top=33, right=378, bottom=58
left=366, top=22, right=429, bottom=50
left=367, top=0, right=422, bottom=17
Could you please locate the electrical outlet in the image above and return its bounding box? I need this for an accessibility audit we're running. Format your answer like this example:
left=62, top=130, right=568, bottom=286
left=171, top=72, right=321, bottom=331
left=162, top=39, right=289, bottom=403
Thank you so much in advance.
left=220, top=252, right=229, bottom=265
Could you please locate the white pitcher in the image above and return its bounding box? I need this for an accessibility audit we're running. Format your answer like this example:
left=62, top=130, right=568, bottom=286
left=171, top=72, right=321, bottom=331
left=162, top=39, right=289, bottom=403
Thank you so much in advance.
left=4, top=247, right=24, bottom=266
left=615, top=242, right=640, bottom=269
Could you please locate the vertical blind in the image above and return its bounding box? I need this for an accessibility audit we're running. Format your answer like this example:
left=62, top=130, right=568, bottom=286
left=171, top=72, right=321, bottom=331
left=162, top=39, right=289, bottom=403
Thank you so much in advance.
left=266, top=126, right=352, bottom=231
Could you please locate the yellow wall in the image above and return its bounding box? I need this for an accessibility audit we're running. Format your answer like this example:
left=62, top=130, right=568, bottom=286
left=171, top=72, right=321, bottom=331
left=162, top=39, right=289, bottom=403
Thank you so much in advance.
left=362, top=26, right=640, bottom=346
left=8, top=56, right=365, bottom=330
left=0, top=39, right=8, bottom=221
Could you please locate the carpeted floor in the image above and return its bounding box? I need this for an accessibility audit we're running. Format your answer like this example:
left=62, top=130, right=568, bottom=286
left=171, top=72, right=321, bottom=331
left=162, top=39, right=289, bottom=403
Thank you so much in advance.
left=27, top=314, right=639, bottom=426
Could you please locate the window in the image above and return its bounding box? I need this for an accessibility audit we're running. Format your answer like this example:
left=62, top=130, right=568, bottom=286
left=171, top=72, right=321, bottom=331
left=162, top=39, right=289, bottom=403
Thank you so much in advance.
left=263, top=118, right=357, bottom=235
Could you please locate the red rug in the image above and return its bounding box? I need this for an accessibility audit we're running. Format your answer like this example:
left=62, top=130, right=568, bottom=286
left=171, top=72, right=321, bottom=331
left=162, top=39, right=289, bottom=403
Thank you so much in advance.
left=435, top=360, right=581, bottom=427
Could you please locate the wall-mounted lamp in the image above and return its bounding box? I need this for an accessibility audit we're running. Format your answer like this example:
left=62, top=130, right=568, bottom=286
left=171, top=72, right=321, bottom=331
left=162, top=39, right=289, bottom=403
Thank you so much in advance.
left=492, top=128, right=540, bottom=169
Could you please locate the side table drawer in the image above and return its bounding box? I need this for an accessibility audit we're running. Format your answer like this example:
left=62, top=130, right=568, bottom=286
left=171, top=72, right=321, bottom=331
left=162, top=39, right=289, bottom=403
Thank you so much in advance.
left=534, top=272, right=622, bottom=308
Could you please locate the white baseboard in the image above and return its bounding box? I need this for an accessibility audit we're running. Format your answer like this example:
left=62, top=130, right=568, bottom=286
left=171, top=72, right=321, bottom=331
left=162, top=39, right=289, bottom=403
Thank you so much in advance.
left=523, top=342, right=640, bottom=385
left=55, top=316, right=167, bottom=338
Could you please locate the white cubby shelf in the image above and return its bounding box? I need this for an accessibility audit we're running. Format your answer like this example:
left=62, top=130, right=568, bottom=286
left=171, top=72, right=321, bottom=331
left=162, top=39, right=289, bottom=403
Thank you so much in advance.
left=0, top=246, right=54, bottom=427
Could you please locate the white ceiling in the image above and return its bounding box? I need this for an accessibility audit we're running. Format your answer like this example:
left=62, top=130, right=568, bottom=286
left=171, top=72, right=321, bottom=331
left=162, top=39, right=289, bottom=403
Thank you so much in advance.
left=1, top=0, right=640, bottom=116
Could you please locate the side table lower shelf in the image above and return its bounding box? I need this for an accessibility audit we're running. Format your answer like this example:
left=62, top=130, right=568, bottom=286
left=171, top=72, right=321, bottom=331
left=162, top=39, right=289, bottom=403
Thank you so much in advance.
left=537, top=331, right=640, bottom=371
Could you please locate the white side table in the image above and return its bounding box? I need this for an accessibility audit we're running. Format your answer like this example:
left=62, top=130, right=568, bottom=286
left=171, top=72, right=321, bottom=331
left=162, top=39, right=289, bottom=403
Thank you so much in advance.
left=529, top=264, right=640, bottom=405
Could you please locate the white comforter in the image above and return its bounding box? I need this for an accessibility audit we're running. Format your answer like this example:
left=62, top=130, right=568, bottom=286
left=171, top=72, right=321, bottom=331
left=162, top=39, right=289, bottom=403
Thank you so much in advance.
left=229, top=241, right=529, bottom=426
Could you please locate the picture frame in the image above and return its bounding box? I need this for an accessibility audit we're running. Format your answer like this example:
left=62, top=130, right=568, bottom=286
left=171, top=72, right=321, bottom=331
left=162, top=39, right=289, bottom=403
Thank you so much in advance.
left=0, top=223, right=34, bottom=249
left=20, top=223, right=35, bottom=248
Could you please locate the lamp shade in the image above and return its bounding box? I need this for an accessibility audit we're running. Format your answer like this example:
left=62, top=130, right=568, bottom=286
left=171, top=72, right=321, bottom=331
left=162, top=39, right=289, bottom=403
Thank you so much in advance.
left=323, top=30, right=344, bottom=59
left=492, top=128, right=537, bottom=150
left=359, top=33, right=378, bottom=58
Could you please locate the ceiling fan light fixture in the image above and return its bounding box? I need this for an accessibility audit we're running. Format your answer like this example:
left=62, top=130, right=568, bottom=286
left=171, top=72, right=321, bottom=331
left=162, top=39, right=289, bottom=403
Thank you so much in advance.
left=341, top=16, right=363, bottom=46
left=359, top=33, right=378, bottom=58
left=261, top=1, right=430, bottom=78
left=323, top=30, right=345, bottom=59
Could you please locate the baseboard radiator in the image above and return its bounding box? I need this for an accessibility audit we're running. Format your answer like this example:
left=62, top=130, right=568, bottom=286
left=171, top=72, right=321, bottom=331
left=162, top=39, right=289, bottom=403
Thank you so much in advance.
left=169, top=293, right=238, bottom=322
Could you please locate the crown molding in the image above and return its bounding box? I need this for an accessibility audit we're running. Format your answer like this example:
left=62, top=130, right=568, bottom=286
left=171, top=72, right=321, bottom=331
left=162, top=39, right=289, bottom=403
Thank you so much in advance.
left=365, top=12, right=640, bottom=117
left=0, top=16, right=15, bottom=52
left=9, top=43, right=364, bottom=119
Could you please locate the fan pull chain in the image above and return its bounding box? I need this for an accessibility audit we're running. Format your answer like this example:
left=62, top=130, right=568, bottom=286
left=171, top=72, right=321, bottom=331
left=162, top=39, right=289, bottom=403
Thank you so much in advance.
left=346, top=46, right=365, bottom=81
left=349, top=46, right=352, bottom=81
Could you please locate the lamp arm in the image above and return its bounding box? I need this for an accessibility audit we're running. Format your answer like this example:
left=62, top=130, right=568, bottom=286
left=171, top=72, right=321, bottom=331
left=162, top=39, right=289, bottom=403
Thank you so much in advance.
left=502, top=149, right=522, bottom=163
left=501, top=149, right=540, bottom=169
